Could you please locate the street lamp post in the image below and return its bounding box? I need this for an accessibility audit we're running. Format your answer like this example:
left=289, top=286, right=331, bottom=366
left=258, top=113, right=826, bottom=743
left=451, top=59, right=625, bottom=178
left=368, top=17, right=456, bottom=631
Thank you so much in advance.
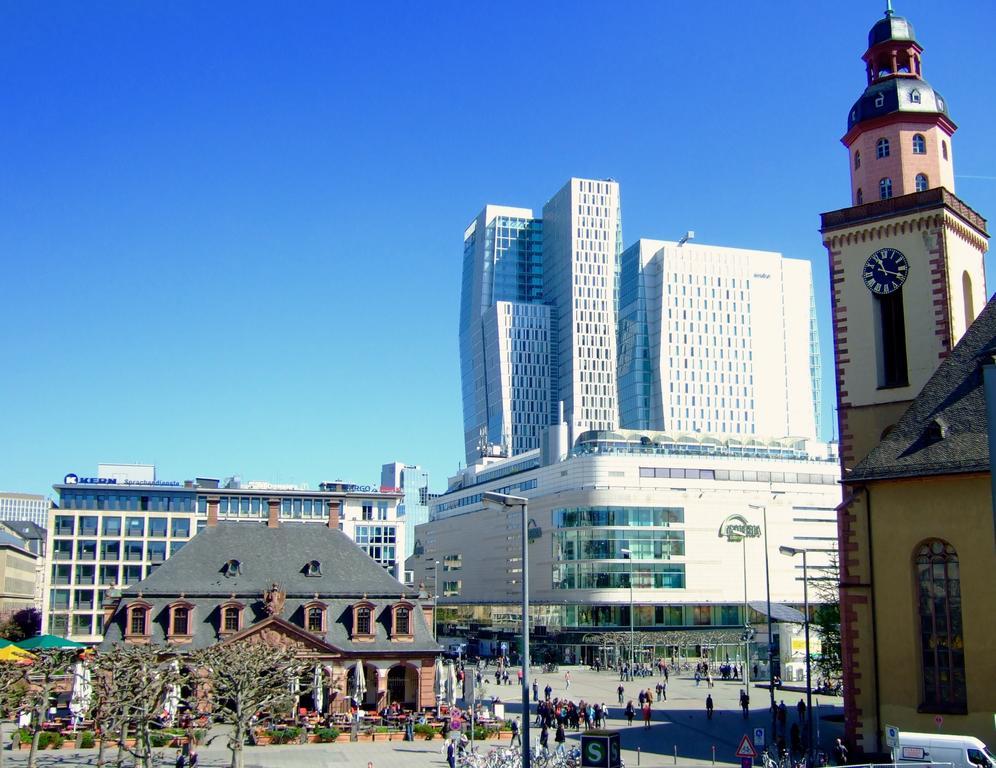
left=483, top=492, right=531, bottom=768
left=780, top=546, right=814, bottom=766
left=432, top=559, right=440, bottom=640
left=621, top=548, right=635, bottom=673
left=749, top=503, right=777, bottom=745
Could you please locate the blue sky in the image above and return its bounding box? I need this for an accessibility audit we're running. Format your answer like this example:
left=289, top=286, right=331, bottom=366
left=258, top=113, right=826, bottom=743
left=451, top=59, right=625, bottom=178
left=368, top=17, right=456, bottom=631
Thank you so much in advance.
left=2, top=1, right=994, bottom=497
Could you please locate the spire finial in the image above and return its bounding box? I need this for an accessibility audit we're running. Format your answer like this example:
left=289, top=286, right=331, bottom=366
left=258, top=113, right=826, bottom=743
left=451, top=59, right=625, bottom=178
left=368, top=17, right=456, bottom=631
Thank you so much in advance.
left=885, top=0, right=894, bottom=17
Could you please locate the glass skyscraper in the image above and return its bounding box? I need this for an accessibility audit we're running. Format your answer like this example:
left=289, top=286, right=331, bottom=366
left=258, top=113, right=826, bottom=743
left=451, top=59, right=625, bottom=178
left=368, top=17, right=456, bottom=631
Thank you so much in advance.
left=460, top=179, right=623, bottom=465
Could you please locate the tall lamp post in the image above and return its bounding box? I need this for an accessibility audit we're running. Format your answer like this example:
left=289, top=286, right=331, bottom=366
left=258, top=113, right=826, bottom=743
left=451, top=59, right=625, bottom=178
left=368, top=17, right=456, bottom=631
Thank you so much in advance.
left=780, top=546, right=814, bottom=766
left=483, top=492, right=531, bottom=768
left=621, top=548, right=635, bottom=672
left=432, top=559, right=440, bottom=640
left=748, top=503, right=777, bottom=745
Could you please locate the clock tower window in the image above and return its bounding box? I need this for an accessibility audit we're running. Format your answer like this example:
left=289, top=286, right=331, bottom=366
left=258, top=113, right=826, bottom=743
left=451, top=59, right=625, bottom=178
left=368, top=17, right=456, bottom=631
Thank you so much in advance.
left=877, top=292, right=909, bottom=388
left=915, top=174, right=928, bottom=193
left=879, top=178, right=893, bottom=200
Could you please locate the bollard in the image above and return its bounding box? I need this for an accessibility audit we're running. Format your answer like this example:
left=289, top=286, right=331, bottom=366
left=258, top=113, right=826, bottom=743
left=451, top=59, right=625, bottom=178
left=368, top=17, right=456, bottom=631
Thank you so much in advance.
left=638, top=747, right=641, bottom=765
left=674, top=745, right=678, bottom=764
left=712, top=745, right=716, bottom=765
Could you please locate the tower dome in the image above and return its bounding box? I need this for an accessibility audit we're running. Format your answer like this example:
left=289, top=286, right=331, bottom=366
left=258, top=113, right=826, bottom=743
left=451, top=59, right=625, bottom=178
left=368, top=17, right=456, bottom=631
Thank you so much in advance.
left=868, top=8, right=916, bottom=48
left=841, top=4, right=958, bottom=204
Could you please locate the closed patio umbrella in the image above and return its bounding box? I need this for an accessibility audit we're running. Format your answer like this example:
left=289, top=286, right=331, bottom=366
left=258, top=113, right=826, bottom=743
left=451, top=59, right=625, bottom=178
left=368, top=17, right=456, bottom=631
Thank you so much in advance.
left=352, top=660, right=366, bottom=705
left=313, top=665, right=324, bottom=714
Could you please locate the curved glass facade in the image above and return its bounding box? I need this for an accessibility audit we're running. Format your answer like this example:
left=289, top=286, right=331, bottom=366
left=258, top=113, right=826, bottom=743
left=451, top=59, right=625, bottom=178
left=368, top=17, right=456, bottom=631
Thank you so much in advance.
left=552, top=505, right=686, bottom=590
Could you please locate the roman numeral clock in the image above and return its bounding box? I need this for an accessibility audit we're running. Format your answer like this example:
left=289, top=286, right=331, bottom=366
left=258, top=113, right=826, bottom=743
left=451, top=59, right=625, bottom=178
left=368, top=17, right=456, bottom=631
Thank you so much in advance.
left=862, top=247, right=909, bottom=295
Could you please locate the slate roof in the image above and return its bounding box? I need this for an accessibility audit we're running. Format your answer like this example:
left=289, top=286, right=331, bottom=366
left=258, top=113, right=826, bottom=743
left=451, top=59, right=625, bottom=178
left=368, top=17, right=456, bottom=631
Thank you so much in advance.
left=101, top=522, right=440, bottom=654
left=125, top=521, right=415, bottom=598
left=847, top=296, right=996, bottom=483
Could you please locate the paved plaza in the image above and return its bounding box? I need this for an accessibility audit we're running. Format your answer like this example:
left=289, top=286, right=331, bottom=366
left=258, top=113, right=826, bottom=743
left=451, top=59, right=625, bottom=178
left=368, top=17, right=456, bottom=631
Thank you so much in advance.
left=3, top=665, right=843, bottom=768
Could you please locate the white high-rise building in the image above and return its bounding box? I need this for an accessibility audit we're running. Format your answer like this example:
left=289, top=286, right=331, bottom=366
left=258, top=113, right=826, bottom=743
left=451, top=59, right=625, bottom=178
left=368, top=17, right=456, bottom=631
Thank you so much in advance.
left=0, top=492, right=51, bottom=528
left=459, top=179, right=622, bottom=464
left=617, top=239, right=821, bottom=438
left=542, top=178, right=621, bottom=441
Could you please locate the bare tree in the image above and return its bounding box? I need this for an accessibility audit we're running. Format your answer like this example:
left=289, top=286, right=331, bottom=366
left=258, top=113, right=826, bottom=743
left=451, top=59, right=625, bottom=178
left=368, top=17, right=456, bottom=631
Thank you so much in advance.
left=89, top=644, right=186, bottom=768
left=811, top=553, right=843, bottom=685
left=192, top=641, right=309, bottom=768
left=0, top=649, right=77, bottom=768
left=0, top=659, right=31, bottom=768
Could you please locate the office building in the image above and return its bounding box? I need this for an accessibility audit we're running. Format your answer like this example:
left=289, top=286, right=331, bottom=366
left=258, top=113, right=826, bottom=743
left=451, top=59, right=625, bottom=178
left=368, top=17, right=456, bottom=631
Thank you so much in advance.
left=0, top=529, right=39, bottom=616
left=822, top=6, right=991, bottom=755
left=0, top=491, right=50, bottom=528
left=45, top=466, right=404, bottom=643
left=412, top=419, right=840, bottom=666
left=381, top=462, right=432, bottom=562
left=0, top=520, right=47, bottom=609
left=618, top=240, right=821, bottom=438
left=459, top=179, right=622, bottom=464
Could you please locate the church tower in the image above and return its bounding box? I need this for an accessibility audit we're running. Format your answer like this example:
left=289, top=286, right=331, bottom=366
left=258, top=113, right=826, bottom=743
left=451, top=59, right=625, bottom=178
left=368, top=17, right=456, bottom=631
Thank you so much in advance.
left=822, top=6, right=989, bottom=756
left=821, top=4, right=989, bottom=472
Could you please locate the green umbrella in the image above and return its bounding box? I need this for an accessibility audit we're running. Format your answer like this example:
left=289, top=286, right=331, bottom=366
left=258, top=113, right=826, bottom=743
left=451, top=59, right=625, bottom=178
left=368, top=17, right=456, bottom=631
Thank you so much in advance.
left=16, top=634, right=86, bottom=650
left=0, top=638, right=12, bottom=648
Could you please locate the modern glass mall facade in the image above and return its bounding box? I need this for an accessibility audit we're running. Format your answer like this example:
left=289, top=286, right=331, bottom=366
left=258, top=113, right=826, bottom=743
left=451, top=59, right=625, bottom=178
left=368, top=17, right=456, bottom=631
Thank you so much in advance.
left=411, top=428, right=841, bottom=656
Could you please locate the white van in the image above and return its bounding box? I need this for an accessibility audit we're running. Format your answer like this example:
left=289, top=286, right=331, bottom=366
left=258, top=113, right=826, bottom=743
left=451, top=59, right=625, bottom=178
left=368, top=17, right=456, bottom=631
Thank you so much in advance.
left=897, top=732, right=995, bottom=768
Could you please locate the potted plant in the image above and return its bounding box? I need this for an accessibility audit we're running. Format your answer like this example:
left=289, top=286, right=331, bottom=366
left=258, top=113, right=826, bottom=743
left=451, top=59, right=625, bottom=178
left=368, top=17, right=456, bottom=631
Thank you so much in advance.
left=312, top=727, right=340, bottom=743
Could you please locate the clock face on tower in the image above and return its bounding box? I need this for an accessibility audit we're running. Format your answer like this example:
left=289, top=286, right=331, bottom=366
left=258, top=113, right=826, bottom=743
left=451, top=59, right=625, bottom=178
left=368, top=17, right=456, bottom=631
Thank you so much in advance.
left=862, top=248, right=909, bottom=294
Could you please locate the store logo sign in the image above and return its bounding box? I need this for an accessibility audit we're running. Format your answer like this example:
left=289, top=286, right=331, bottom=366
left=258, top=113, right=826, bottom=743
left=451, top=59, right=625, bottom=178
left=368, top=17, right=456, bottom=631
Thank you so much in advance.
left=719, top=514, right=761, bottom=542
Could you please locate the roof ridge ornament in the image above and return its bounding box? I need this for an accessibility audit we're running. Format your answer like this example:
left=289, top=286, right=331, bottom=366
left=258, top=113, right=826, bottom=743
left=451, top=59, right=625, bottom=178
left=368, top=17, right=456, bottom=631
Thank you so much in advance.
left=885, top=0, right=894, bottom=17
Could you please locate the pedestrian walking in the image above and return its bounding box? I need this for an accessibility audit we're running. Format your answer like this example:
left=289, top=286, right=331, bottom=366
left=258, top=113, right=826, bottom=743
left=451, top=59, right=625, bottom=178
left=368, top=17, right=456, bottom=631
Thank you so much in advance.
left=555, top=723, right=567, bottom=756
left=832, top=738, right=848, bottom=766
left=540, top=724, right=550, bottom=753
left=533, top=679, right=539, bottom=702
left=797, top=698, right=807, bottom=723
left=510, top=717, right=521, bottom=747
left=739, top=689, right=750, bottom=719
left=642, top=701, right=652, bottom=729
left=617, top=684, right=625, bottom=704
left=446, top=741, right=456, bottom=768
left=175, top=750, right=185, bottom=768
left=706, top=694, right=714, bottom=720
left=625, top=700, right=635, bottom=726
left=565, top=670, right=571, bottom=689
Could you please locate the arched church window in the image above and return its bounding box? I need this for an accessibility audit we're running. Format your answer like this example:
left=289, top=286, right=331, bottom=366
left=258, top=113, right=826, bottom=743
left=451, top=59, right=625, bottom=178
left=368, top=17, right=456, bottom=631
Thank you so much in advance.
left=856, top=188, right=864, bottom=205
left=915, top=540, right=967, bottom=710
left=854, top=150, right=861, bottom=170
left=879, top=178, right=893, bottom=200
left=912, top=134, right=926, bottom=154
left=876, top=138, right=890, bottom=159
left=915, top=174, right=929, bottom=193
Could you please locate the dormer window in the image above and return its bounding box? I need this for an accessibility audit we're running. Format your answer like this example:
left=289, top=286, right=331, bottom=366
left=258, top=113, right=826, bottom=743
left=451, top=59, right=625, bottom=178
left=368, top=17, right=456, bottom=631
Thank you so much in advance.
left=909, top=89, right=921, bottom=104
left=304, top=600, right=327, bottom=633
left=305, top=560, right=322, bottom=577
left=219, top=601, right=244, bottom=635
left=392, top=601, right=414, bottom=640
left=168, top=601, right=194, bottom=641
left=223, top=559, right=242, bottom=578
left=351, top=601, right=375, bottom=641
left=124, top=600, right=152, bottom=643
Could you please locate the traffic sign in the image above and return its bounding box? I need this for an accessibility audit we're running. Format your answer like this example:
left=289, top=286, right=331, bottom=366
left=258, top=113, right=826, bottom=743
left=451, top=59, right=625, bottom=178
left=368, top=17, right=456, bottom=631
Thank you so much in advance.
left=736, top=735, right=758, bottom=759
left=754, top=728, right=766, bottom=748
left=885, top=725, right=899, bottom=748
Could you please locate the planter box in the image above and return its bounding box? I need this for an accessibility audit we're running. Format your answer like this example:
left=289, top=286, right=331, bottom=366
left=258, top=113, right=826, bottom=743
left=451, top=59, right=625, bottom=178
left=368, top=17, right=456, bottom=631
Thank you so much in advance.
left=335, top=733, right=351, bottom=743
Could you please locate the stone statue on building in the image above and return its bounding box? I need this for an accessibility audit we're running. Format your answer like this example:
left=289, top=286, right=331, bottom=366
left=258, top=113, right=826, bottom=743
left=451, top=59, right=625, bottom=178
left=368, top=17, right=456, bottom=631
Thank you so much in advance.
left=263, top=582, right=286, bottom=617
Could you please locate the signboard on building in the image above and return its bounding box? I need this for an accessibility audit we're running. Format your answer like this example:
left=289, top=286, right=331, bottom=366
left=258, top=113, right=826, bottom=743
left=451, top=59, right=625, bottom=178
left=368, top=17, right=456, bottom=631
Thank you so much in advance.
left=718, top=514, right=762, bottom=542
